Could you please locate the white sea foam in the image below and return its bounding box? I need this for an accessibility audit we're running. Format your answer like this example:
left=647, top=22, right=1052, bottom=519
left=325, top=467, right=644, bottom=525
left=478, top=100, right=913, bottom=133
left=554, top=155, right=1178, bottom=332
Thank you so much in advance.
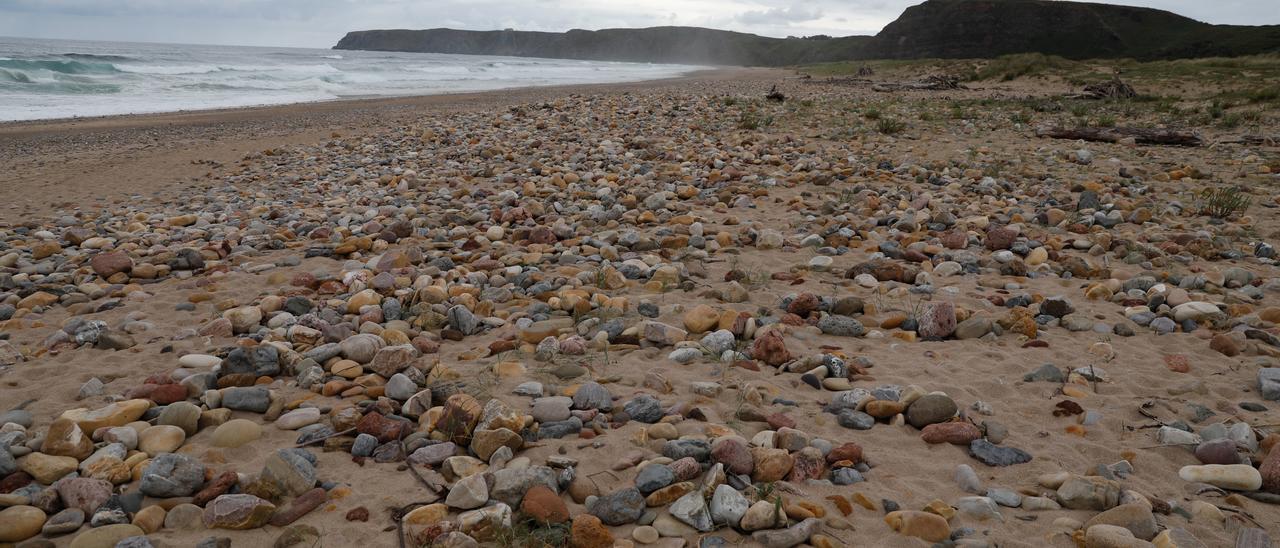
left=0, top=37, right=698, bottom=122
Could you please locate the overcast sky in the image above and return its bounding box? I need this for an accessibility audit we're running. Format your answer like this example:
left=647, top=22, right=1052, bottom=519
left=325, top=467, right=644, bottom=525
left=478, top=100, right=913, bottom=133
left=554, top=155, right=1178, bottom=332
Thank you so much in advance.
left=1, top=0, right=1276, bottom=49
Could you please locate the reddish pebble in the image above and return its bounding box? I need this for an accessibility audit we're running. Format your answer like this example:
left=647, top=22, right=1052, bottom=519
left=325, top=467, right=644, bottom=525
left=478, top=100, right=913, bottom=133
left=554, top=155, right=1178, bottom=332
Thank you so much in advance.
left=920, top=422, right=983, bottom=445
left=149, top=384, right=188, bottom=405
left=766, top=413, right=796, bottom=430
left=345, top=507, right=369, bottom=521
left=826, top=442, right=863, bottom=464
left=355, top=412, right=407, bottom=443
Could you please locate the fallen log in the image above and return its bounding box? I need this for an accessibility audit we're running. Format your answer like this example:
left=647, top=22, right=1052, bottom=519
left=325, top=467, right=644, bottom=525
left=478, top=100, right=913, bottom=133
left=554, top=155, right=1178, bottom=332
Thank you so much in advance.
left=1034, top=126, right=1203, bottom=147
left=872, top=75, right=965, bottom=92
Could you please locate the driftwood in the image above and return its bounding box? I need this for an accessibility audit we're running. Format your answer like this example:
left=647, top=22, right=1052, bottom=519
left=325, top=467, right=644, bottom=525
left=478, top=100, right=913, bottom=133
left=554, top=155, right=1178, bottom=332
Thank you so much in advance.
left=1216, top=134, right=1280, bottom=146
left=872, top=75, right=965, bottom=92
left=1035, top=126, right=1203, bottom=147
left=1077, top=77, right=1136, bottom=99
left=765, top=85, right=786, bottom=102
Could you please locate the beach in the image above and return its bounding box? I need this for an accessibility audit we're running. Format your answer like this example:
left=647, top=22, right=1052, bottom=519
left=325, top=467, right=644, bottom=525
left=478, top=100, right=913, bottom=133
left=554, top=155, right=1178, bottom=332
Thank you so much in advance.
left=1, top=62, right=1278, bottom=548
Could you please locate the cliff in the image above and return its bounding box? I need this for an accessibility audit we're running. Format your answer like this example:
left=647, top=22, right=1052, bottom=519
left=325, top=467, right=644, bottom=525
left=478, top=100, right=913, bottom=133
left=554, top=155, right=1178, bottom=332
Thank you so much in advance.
left=334, top=0, right=1280, bottom=64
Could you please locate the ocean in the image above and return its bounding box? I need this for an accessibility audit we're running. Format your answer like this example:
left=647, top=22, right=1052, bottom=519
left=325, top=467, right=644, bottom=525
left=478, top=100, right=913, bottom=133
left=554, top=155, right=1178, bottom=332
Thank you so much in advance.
left=0, top=37, right=699, bottom=122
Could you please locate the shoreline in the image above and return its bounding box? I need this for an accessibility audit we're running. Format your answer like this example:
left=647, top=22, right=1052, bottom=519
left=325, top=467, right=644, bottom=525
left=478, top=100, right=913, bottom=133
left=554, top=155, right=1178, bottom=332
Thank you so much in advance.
left=0, top=68, right=734, bottom=134
left=0, top=67, right=782, bottom=225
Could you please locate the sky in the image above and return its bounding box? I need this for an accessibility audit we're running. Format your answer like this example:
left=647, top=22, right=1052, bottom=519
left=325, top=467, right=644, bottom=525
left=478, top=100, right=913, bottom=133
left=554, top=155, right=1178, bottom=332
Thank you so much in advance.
left=0, top=0, right=1276, bottom=49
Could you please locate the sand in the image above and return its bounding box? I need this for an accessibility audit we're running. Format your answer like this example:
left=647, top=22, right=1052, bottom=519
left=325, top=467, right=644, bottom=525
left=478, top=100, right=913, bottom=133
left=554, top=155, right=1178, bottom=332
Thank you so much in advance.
left=1, top=65, right=1278, bottom=548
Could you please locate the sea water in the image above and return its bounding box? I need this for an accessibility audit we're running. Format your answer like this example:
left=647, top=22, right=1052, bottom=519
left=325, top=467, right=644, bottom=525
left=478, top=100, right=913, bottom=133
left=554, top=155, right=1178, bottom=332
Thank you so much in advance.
left=0, top=37, right=699, bottom=122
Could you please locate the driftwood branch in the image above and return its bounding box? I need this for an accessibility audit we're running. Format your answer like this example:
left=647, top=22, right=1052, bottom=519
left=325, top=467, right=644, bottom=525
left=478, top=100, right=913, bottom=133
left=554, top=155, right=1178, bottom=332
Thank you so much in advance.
left=1215, top=135, right=1280, bottom=147
left=872, top=75, right=965, bottom=92
left=1035, top=126, right=1203, bottom=147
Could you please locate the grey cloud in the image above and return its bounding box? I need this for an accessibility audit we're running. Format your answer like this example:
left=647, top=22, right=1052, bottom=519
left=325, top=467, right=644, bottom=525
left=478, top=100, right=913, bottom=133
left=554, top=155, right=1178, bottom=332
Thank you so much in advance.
left=736, top=5, right=823, bottom=25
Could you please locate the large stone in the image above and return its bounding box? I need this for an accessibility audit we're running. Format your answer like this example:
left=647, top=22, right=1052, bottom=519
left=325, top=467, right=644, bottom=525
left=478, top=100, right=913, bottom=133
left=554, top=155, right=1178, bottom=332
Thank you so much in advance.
left=884, top=510, right=950, bottom=543
left=489, top=465, right=557, bottom=507
left=520, top=485, right=569, bottom=524
left=90, top=252, right=133, bottom=279
left=211, top=419, right=262, bottom=448
left=368, top=345, right=417, bottom=378
left=140, top=453, right=206, bottom=497
left=750, top=329, right=791, bottom=366
left=906, top=394, right=957, bottom=428
left=221, top=386, right=271, bottom=413
left=55, top=477, right=112, bottom=514
left=1259, top=368, right=1280, bottom=401
left=1178, top=464, right=1262, bottom=491
left=1085, top=503, right=1159, bottom=541
left=752, top=517, right=821, bottom=548
left=221, top=345, right=280, bottom=377
left=42, top=418, right=94, bottom=460
left=19, top=453, right=79, bottom=484
left=969, top=439, right=1032, bottom=466
left=138, top=425, right=186, bottom=456
left=917, top=301, right=957, bottom=339
left=203, top=494, right=276, bottom=529
left=587, top=487, right=645, bottom=525
left=668, top=490, right=714, bottom=532
left=709, top=484, right=749, bottom=527
left=66, top=524, right=144, bottom=548
left=571, top=382, right=613, bottom=411
left=569, top=514, right=614, bottom=548
left=262, top=449, right=317, bottom=496
left=0, top=505, right=46, bottom=543
left=60, top=399, right=150, bottom=431
left=445, top=473, right=489, bottom=510
left=1057, top=475, right=1121, bottom=511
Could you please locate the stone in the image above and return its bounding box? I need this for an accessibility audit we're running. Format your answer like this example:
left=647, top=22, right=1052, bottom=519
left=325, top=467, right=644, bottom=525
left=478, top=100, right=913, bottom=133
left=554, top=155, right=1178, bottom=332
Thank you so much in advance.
left=750, top=329, right=790, bottom=366
left=42, top=507, right=85, bottom=536
left=711, top=437, right=753, bottom=475
left=90, top=252, right=133, bottom=279
left=955, top=317, right=993, bottom=339
left=1058, top=475, right=1121, bottom=510
left=1084, top=524, right=1149, bottom=548
left=587, top=487, right=645, bottom=525
left=66, top=524, right=144, bottom=548
left=275, top=407, right=321, bottom=430
left=55, top=477, right=112, bottom=514
left=18, top=453, right=79, bottom=484
left=140, top=453, right=206, bottom=497
left=969, top=439, right=1032, bottom=466
left=211, top=419, right=261, bottom=448
left=709, top=484, right=749, bottom=527
left=922, top=422, right=982, bottom=444
left=262, top=449, right=317, bottom=496
left=489, top=466, right=557, bottom=507
left=623, top=394, right=663, bottom=423
left=1085, top=503, right=1158, bottom=541
left=138, top=425, right=185, bottom=455
left=220, top=386, right=270, bottom=413
left=668, top=490, right=714, bottom=532
left=572, top=382, right=613, bottom=411
left=1259, top=368, right=1280, bottom=401
left=223, top=306, right=263, bottom=334
left=446, top=473, right=489, bottom=510
left=752, top=518, right=820, bottom=548
left=635, top=464, right=676, bottom=494
left=132, top=504, right=166, bottom=533
left=202, top=494, right=276, bottom=529
left=1178, top=464, right=1262, bottom=490
left=906, top=394, right=957, bottom=428
left=59, top=399, right=150, bottom=432
left=221, top=345, right=279, bottom=377
left=885, top=510, right=950, bottom=543
left=683, top=305, right=720, bottom=333
left=470, top=428, right=521, bottom=461
left=632, top=525, right=660, bottom=544
left=520, top=485, right=569, bottom=524
left=817, top=315, right=864, bottom=337
left=569, top=514, right=613, bottom=548
left=42, top=418, right=94, bottom=460
left=0, top=505, right=45, bottom=543
left=156, top=402, right=201, bottom=436
left=739, top=500, right=783, bottom=531
left=917, top=301, right=956, bottom=339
